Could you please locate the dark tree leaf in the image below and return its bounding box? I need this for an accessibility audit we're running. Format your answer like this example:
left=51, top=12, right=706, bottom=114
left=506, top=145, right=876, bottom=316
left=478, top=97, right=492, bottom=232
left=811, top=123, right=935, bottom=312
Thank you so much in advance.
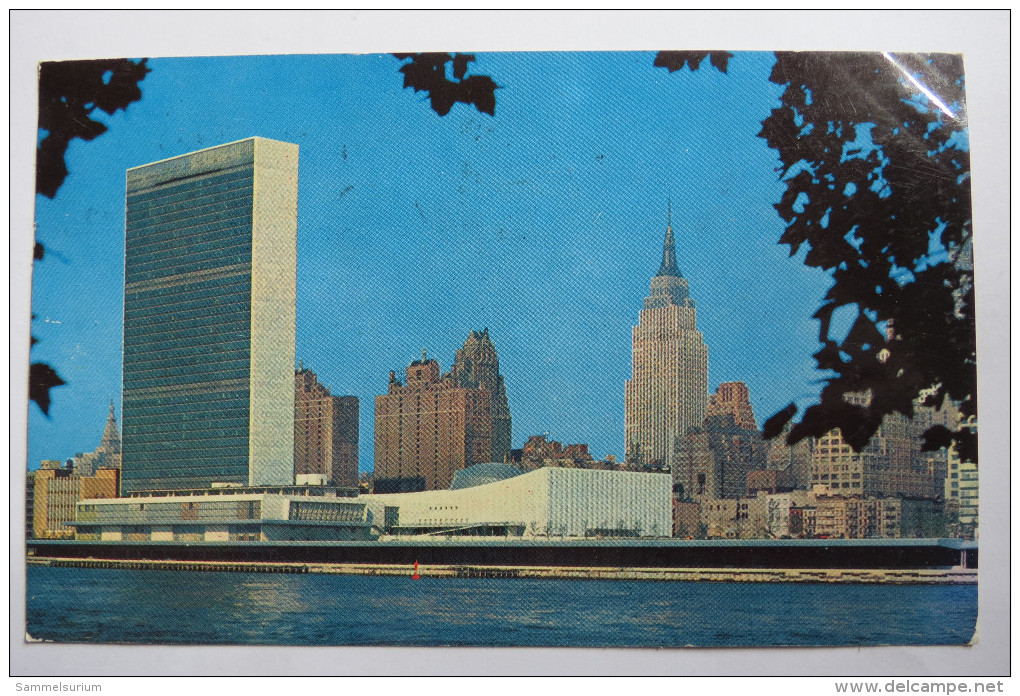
left=394, top=53, right=498, bottom=117
left=458, top=75, right=498, bottom=117
left=762, top=402, right=797, bottom=440
left=654, top=51, right=731, bottom=75
left=709, top=51, right=733, bottom=74
left=452, top=53, right=474, bottom=81
left=921, top=425, right=954, bottom=451
left=759, top=51, right=976, bottom=462
left=37, top=58, right=150, bottom=199
left=29, top=362, right=65, bottom=416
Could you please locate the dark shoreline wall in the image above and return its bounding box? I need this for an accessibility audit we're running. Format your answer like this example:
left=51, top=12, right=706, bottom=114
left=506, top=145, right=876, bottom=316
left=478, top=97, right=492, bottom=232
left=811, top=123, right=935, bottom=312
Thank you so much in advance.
left=28, top=539, right=977, bottom=570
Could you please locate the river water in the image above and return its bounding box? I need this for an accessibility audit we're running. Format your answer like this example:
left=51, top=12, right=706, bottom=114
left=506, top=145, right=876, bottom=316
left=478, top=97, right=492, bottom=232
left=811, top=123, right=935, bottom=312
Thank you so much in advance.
left=25, top=565, right=977, bottom=647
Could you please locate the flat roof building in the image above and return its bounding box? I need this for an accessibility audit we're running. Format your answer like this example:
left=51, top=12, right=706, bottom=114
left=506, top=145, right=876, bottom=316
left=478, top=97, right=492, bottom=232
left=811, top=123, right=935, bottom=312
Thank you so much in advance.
left=34, top=467, right=119, bottom=539
left=295, top=365, right=359, bottom=488
left=121, top=138, right=298, bottom=493
left=363, top=466, right=673, bottom=539
left=73, top=488, right=371, bottom=543
left=374, top=349, right=494, bottom=491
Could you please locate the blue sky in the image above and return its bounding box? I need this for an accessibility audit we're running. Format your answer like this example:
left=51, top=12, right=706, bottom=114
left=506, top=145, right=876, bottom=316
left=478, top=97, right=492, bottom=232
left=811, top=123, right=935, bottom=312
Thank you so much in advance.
left=28, top=51, right=835, bottom=471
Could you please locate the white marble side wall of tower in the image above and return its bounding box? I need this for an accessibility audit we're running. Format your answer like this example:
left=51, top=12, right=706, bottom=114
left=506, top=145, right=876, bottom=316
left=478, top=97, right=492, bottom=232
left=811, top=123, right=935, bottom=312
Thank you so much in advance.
left=249, top=138, right=299, bottom=486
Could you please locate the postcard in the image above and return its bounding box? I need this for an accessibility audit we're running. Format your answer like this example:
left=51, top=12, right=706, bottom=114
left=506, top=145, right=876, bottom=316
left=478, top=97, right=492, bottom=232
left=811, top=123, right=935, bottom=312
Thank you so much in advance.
left=14, top=15, right=1007, bottom=677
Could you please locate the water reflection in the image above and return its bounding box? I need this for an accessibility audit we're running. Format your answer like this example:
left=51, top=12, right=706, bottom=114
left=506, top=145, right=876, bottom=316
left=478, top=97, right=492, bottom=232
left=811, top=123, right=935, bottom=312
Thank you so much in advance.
left=26, top=566, right=977, bottom=647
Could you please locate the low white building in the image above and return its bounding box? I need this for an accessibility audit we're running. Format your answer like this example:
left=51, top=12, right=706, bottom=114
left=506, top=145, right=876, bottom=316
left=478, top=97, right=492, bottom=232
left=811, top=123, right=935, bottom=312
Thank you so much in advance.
left=363, top=465, right=672, bottom=539
left=73, top=487, right=372, bottom=542
left=69, top=467, right=672, bottom=543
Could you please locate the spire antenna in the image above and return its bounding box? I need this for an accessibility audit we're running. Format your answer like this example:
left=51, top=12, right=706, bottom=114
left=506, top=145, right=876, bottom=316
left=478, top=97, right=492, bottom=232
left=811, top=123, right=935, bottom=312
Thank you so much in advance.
left=656, top=198, right=681, bottom=277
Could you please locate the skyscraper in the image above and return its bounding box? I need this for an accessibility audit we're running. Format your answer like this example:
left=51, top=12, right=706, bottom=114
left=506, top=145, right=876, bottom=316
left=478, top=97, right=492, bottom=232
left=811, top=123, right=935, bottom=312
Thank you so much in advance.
left=673, top=413, right=766, bottom=500
left=625, top=203, right=709, bottom=467
left=374, top=346, right=496, bottom=492
left=448, top=328, right=512, bottom=464
left=707, top=382, right=758, bottom=431
left=294, top=365, right=359, bottom=488
left=121, top=138, right=298, bottom=494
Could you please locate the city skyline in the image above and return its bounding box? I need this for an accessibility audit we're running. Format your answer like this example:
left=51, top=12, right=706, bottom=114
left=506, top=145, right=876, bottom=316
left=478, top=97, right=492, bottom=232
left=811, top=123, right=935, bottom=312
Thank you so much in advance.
left=30, top=51, right=837, bottom=472
left=12, top=12, right=1010, bottom=677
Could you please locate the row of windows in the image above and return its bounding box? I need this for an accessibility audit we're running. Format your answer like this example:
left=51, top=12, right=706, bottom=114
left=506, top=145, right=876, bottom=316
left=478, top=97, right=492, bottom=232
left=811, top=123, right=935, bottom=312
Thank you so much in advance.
left=124, top=339, right=251, bottom=371
left=118, top=481, right=244, bottom=493
left=289, top=501, right=363, bottom=523
left=123, top=431, right=249, bottom=449
left=125, top=244, right=250, bottom=289
left=127, top=270, right=250, bottom=307
left=123, top=334, right=250, bottom=363
left=124, top=403, right=249, bottom=422
left=122, top=466, right=249, bottom=481
left=124, top=365, right=250, bottom=391
left=126, top=187, right=253, bottom=235
left=126, top=250, right=252, bottom=287
left=123, top=454, right=250, bottom=470
left=85, top=500, right=261, bottom=519
left=124, top=429, right=250, bottom=446
left=124, top=193, right=252, bottom=234
left=124, top=388, right=251, bottom=409
left=127, top=221, right=250, bottom=260
left=126, top=217, right=253, bottom=269
left=126, top=171, right=254, bottom=221
left=127, top=164, right=254, bottom=205
left=126, top=197, right=252, bottom=249
left=125, top=295, right=251, bottom=330
left=124, top=320, right=251, bottom=353
left=124, top=378, right=249, bottom=398
left=126, top=238, right=252, bottom=282
left=126, top=222, right=253, bottom=275
left=122, top=460, right=250, bottom=476
left=123, top=417, right=250, bottom=437
left=120, top=483, right=248, bottom=496
left=125, top=302, right=250, bottom=331
left=124, top=343, right=251, bottom=373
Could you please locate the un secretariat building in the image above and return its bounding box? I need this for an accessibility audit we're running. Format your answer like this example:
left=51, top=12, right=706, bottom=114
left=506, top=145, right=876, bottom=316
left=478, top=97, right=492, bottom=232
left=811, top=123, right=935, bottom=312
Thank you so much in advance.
left=121, top=138, right=298, bottom=494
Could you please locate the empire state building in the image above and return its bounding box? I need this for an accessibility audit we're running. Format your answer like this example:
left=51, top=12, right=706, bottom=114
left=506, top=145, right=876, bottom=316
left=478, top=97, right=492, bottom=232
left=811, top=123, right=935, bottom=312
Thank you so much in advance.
left=624, top=205, right=709, bottom=467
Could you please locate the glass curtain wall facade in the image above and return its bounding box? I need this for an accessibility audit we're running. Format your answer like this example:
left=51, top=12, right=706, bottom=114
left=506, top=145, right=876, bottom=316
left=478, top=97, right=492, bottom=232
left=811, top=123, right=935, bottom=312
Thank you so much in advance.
left=122, top=138, right=298, bottom=494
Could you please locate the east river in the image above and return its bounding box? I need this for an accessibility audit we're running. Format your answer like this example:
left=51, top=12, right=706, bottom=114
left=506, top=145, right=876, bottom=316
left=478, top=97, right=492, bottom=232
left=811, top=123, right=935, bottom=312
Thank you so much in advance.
left=26, top=565, right=977, bottom=647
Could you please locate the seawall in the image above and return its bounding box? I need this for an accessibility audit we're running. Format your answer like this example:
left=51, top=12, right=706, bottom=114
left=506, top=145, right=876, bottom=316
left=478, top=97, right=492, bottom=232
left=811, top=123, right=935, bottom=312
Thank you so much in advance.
left=27, top=537, right=977, bottom=583
left=27, top=556, right=976, bottom=584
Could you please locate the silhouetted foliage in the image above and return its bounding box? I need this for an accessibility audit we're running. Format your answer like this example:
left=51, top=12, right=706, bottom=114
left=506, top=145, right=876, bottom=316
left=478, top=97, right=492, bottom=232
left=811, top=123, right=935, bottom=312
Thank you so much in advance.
left=761, top=402, right=798, bottom=442
left=37, top=58, right=150, bottom=199
left=757, top=52, right=975, bottom=462
left=394, top=53, right=498, bottom=116
left=29, top=363, right=65, bottom=416
left=31, top=58, right=149, bottom=416
left=654, top=51, right=733, bottom=74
